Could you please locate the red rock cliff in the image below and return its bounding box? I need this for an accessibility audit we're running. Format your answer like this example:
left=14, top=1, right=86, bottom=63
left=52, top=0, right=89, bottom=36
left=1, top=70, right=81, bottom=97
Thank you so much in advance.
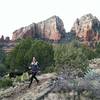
left=12, top=16, right=66, bottom=41
left=71, top=14, right=100, bottom=42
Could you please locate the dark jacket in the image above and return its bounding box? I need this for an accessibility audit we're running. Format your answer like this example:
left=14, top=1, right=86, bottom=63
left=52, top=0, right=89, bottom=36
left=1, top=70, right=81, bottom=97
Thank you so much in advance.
left=31, top=62, right=40, bottom=73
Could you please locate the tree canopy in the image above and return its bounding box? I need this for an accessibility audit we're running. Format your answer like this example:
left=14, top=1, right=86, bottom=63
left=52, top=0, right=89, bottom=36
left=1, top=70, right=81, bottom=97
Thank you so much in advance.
left=5, top=38, right=54, bottom=72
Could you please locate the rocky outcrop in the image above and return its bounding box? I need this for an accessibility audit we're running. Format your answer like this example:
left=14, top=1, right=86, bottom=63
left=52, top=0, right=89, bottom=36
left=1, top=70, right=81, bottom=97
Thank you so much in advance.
left=0, top=35, right=10, bottom=43
left=12, top=23, right=36, bottom=41
left=71, top=14, right=100, bottom=42
left=12, top=16, right=66, bottom=41
left=0, top=35, right=15, bottom=53
left=0, top=35, right=4, bottom=42
left=5, top=37, right=10, bottom=42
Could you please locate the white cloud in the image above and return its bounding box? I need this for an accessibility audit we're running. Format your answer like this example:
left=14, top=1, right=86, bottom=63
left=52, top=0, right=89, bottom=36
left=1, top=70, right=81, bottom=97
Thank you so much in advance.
left=0, top=0, right=100, bottom=39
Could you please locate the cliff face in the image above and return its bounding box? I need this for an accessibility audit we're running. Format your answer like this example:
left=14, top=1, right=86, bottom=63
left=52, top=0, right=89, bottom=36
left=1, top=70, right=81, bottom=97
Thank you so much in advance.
left=12, top=23, right=36, bottom=41
left=71, top=14, right=100, bottom=42
left=12, top=16, right=66, bottom=41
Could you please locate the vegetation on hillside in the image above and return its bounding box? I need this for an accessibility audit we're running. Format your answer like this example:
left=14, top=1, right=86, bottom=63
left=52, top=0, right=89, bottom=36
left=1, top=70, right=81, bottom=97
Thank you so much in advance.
left=0, top=45, right=7, bottom=77
left=2, top=39, right=100, bottom=75
left=5, top=38, right=54, bottom=72
left=1, top=38, right=100, bottom=90
left=54, top=41, right=89, bottom=78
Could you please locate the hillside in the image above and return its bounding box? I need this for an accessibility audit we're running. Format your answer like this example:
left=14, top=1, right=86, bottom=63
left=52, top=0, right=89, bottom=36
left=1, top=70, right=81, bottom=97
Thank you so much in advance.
left=0, top=73, right=56, bottom=100
left=0, top=60, right=100, bottom=100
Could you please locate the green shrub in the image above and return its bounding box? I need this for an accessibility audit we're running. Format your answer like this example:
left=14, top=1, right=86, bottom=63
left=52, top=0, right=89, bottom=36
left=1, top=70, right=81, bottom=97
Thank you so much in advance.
left=95, top=42, right=100, bottom=57
left=5, top=38, right=54, bottom=72
left=43, top=65, right=56, bottom=73
left=15, top=72, right=29, bottom=82
left=26, top=40, right=54, bottom=71
left=0, top=48, right=5, bottom=63
left=0, top=78, right=13, bottom=88
left=0, top=63, right=7, bottom=77
left=54, top=42, right=89, bottom=76
left=80, top=45, right=96, bottom=60
left=15, top=76, right=22, bottom=82
left=21, top=72, right=29, bottom=81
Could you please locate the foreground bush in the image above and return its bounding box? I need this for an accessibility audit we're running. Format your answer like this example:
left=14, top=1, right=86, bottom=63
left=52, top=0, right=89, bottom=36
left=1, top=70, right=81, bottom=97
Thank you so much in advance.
left=0, top=78, right=13, bottom=88
left=14, top=72, right=29, bottom=82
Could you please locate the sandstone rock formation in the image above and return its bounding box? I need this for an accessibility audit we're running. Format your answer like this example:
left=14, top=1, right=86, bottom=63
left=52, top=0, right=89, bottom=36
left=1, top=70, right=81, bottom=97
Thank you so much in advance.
left=71, top=14, right=100, bottom=42
left=12, top=23, right=36, bottom=41
left=5, top=37, right=10, bottom=42
left=0, top=35, right=15, bottom=53
left=12, top=16, right=66, bottom=41
left=0, top=35, right=4, bottom=42
left=0, top=35, right=10, bottom=43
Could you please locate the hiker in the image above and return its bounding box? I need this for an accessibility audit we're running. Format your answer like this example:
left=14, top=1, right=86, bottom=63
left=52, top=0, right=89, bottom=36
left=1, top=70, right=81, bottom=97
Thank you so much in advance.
left=28, top=57, right=40, bottom=88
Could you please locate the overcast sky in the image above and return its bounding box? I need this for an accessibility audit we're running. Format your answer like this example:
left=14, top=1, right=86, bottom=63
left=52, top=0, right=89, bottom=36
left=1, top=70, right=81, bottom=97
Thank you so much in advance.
left=0, top=0, right=100, bottom=39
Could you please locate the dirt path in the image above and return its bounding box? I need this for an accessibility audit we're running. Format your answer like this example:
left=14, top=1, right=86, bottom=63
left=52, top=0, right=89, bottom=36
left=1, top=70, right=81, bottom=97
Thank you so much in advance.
left=1, top=73, right=55, bottom=100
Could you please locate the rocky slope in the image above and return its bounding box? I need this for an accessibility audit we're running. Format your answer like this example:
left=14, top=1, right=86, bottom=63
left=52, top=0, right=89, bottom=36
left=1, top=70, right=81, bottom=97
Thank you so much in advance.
left=0, top=73, right=57, bottom=100
left=71, top=14, right=100, bottom=42
left=12, top=16, right=66, bottom=42
left=0, top=67, right=100, bottom=100
left=0, top=59, right=99, bottom=100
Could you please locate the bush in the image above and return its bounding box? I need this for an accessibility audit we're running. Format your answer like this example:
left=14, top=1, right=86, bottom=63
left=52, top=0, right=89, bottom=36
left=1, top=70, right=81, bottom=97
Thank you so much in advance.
left=84, top=69, right=100, bottom=80
left=5, top=38, right=54, bottom=72
left=0, top=64, right=7, bottom=77
left=15, top=72, right=29, bottom=82
left=0, top=48, right=5, bottom=63
left=80, top=45, right=96, bottom=60
left=5, top=38, right=33, bottom=71
left=21, top=72, right=29, bottom=81
left=54, top=42, right=89, bottom=77
left=95, top=42, right=100, bottom=57
left=0, top=78, right=13, bottom=88
left=15, top=76, right=22, bottom=82
left=25, top=40, right=54, bottom=71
